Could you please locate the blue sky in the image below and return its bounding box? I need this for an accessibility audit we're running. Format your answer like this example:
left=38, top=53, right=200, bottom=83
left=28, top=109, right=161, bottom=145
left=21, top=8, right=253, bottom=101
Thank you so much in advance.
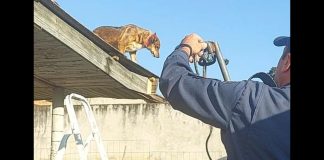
left=56, top=0, right=289, bottom=95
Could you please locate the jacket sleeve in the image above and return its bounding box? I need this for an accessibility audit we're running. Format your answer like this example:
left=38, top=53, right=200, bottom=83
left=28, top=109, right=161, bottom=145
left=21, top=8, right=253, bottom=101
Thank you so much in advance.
left=159, top=49, right=248, bottom=129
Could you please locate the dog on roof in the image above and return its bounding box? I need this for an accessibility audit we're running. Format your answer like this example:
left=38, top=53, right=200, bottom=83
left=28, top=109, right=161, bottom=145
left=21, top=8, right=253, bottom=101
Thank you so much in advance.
left=93, top=24, right=160, bottom=63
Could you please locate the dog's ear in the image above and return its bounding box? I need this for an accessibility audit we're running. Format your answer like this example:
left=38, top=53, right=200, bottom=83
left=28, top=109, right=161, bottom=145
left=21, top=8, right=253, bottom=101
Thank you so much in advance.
left=153, top=33, right=158, bottom=39
left=149, top=33, right=158, bottom=44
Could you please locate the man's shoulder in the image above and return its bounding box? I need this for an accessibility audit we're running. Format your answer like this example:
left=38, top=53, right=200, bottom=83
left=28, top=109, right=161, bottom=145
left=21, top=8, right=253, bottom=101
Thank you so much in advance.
left=245, top=80, right=290, bottom=95
left=245, top=81, right=290, bottom=119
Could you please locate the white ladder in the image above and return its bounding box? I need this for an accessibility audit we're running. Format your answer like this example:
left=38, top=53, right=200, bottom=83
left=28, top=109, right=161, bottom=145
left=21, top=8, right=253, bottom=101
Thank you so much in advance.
left=55, top=93, right=108, bottom=160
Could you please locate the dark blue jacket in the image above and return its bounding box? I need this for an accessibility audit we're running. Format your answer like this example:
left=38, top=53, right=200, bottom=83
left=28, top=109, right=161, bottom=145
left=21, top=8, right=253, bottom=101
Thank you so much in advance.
left=159, top=49, right=290, bottom=160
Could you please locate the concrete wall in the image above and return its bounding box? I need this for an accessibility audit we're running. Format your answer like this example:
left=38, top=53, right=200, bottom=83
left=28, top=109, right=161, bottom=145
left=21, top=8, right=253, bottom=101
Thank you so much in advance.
left=34, top=98, right=227, bottom=160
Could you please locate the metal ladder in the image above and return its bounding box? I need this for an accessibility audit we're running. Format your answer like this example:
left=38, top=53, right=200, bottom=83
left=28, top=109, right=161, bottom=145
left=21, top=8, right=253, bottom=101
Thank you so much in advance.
left=55, top=93, right=108, bottom=160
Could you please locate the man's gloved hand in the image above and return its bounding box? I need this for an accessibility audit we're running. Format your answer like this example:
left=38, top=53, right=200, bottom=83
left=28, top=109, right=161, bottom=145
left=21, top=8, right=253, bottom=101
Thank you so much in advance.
left=179, top=33, right=208, bottom=63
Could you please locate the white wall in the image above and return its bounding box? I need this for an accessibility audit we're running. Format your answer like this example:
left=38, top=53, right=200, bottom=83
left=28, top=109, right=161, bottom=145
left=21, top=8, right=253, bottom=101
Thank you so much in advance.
left=34, top=98, right=227, bottom=160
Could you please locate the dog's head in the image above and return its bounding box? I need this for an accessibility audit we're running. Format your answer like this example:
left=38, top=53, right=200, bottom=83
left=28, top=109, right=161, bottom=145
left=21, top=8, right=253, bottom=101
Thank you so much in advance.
left=144, top=33, right=160, bottom=58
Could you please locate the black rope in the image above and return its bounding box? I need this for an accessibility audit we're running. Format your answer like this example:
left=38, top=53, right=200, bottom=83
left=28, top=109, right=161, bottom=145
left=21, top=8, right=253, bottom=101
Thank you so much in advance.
left=205, top=125, right=213, bottom=160
left=194, top=59, right=200, bottom=76
left=193, top=61, right=213, bottom=160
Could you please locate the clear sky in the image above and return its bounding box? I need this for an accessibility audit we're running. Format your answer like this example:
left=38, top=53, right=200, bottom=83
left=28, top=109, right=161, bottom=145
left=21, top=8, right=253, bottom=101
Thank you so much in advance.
left=56, top=0, right=289, bottom=95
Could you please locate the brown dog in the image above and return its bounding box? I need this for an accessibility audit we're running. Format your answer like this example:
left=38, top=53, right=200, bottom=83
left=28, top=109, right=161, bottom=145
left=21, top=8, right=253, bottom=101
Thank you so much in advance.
left=93, top=24, right=160, bottom=63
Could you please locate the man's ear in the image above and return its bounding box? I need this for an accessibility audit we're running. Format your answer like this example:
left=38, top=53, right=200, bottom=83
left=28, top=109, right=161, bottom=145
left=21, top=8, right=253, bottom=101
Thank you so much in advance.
left=283, top=53, right=291, bottom=71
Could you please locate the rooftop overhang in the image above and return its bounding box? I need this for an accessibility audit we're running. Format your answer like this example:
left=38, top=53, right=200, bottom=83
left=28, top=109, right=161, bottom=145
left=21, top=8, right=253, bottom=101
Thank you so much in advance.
left=34, top=0, right=164, bottom=103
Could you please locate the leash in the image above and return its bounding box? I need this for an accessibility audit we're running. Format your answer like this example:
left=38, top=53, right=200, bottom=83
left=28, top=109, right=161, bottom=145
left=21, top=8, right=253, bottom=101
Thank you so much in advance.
left=193, top=41, right=230, bottom=160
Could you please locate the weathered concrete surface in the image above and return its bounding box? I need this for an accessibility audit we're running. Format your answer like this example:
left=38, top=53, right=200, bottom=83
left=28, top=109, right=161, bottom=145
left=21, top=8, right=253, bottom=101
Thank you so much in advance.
left=34, top=98, right=227, bottom=160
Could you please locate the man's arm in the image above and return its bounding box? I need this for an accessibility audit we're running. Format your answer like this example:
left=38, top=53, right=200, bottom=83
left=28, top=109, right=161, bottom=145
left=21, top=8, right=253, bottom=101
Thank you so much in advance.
left=159, top=49, right=248, bottom=129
